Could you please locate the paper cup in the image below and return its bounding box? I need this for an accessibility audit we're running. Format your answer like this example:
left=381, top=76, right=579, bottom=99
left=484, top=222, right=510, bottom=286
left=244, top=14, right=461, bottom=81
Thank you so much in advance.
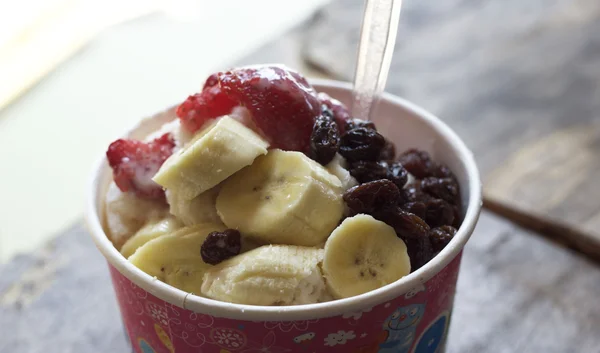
left=86, top=80, right=482, bottom=353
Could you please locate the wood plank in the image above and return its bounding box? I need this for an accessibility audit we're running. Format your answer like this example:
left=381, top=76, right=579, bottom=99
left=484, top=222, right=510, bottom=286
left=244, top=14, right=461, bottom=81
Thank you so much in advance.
left=2, top=213, right=599, bottom=353
left=300, top=0, right=600, bottom=243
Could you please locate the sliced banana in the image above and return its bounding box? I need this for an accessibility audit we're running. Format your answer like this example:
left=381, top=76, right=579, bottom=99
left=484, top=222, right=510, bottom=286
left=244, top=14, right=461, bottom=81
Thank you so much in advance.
left=322, top=214, right=411, bottom=299
left=153, top=116, right=269, bottom=200
left=217, top=149, right=344, bottom=247
left=104, top=182, right=168, bottom=249
left=201, top=245, right=327, bottom=306
left=128, top=223, right=225, bottom=294
left=120, top=217, right=183, bottom=258
left=325, top=153, right=358, bottom=191
left=166, top=186, right=223, bottom=226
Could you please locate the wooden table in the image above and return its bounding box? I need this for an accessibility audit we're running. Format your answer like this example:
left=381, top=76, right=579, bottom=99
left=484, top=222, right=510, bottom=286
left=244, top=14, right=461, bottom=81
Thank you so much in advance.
left=3, top=1, right=600, bottom=352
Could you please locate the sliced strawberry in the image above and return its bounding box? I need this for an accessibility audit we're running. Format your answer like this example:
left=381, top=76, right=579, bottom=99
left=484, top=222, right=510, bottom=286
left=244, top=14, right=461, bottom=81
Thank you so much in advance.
left=202, top=73, right=219, bottom=90
left=318, top=92, right=351, bottom=133
left=218, top=65, right=320, bottom=152
left=106, top=133, right=175, bottom=199
left=176, top=84, right=237, bottom=133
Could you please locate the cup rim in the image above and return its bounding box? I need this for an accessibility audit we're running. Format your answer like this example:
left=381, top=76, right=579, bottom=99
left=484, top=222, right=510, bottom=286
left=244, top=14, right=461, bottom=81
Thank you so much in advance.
left=85, top=79, right=482, bottom=321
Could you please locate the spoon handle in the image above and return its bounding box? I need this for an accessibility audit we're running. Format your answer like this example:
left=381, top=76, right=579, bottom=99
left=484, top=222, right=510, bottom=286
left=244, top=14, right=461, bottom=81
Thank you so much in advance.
left=351, top=0, right=403, bottom=121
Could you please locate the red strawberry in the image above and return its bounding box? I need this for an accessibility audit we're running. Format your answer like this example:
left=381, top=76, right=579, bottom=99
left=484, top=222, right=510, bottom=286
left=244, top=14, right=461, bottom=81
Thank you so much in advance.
left=202, top=73, right=219, bottom=90
left=106, top=133, right=175, bottom=199
left=318, top=92, right=351, bottom=133
left=176, top=84, right=237, bottom=133
left=218, top=65, right=320, bottom=152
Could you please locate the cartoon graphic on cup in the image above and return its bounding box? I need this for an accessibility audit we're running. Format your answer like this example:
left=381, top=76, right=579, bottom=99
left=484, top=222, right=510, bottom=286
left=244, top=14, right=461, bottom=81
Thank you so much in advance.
left=294, top=332, right=316, bottom=349
left=378, top=304, right=426, bottom=353
left=412, top=312, right=449, bottom=353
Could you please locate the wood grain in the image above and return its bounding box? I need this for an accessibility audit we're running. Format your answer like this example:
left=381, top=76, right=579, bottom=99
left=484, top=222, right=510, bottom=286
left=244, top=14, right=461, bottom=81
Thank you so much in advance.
left=301, top=0, right=600, bottom=243
left=2, top=213, right=599, bottom=353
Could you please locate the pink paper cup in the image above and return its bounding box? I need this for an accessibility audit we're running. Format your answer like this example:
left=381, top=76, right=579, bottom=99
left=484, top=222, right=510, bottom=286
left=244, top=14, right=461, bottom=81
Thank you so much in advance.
left=86, top=80, right=482, bottom=353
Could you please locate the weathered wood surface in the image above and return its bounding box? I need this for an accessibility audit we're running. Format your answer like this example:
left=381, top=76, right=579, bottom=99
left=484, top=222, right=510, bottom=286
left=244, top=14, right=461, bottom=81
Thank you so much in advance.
left=301, top=0, right=600, bottom=244
left=2, top=212, right=600, bottom=353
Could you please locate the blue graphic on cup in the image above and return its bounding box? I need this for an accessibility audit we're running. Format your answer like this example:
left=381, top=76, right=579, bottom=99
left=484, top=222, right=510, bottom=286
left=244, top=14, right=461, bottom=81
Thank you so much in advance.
left=412, top=312, right=449, bottom=353
left=138, top=338, right=156, bottom=353
left=378, top=303, right=425, bottom=353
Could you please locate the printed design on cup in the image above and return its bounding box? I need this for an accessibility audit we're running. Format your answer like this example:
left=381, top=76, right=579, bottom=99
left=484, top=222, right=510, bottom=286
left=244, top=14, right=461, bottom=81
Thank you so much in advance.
left=165, top=302, right=213, bottom=347
left=343, top=307, right=373, bottom=321
left=377, top=303, right=426, bottom=353
left=138, top=338, right=157, bottom=353
left=293, top=332, right=316, bottom=348
left=263, top=320, right=319, bottom=332
left=404, top=283, right=426, bottom=299
left=146, top=302, right=169, bottom=327
left=324, top=330, right=356, bottom=347
left=209, top=327, right=247, bottom=350
left=154, top=323, right=175, bottom=353
left=241, top=330, right=291, bottom=352
left=411, top=311, right=449, bottom=353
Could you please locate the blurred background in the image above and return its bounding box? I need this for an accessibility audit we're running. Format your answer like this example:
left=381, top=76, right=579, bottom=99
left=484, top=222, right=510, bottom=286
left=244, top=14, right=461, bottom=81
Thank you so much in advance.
left=3, top=0, right=600, bottom=351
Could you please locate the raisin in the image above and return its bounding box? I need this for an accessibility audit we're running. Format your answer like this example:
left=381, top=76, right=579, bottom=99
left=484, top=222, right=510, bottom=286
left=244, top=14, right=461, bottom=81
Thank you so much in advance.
left=421, top=177, right=460, bottom=205
left=434, top=165, right=454, bottom=179
left=452, top=205, right=463, bottom=228
left=321, top=104, right=334, bottom=119
left=344, top=118, right=376, bottom=132
left=429, top=226, right=457, bottom=252
left=386, top=161, right=408, bottom=188
left=339, top=127, right=386, bottom=162
left=404, top=183, right=433, bottom=203
left=374, top=207, right=430, bottom=239
left=200, top=229, right=242, bottom=265
left=405, top=235, right=434, bottom=271
left=379, top=139, right=396, bottom=161
left=344, top=180, right=400, bottom=215
left=424, top=199, right=455, bottom=228
left=397, top=149, right=437, bottom=179
left=401, top=201, right=427, bottom=220
left=349, top=160, right=407, bottom=189
left=349, top=161, right=388, bottom=183
left=309, top=113, right=340, bottom=165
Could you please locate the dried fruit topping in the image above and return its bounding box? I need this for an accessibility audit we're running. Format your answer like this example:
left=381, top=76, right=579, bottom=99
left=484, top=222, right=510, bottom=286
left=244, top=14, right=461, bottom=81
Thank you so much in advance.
left=309, top=113, right=340, bottom=165
left=200, top=229, right=242, bottom=265
left=218, top=65, right=320, bottom=152
left=403, top=182, right=433, bottom=203
left=397, top=149, right=438, bottom=179
left=176, top=84, right=237, bottom=133
left=317, top=92, right=351, bottom=132
left=421, top=177, right=460, bottom=205
left=339, top=127, right=386, bottom=162
left=349, top=161, right=388, bottom=183
left=106, top=133, right=175, bottom=199
left=401, top=201, right=427, bottom=220
left=344, top=118, right=376, bottom=132
left=405, top=236, right=434, bottom=271
left=429, top=226, right=457, bottom=252
left=424, top=199, right=455, bottom=228
left=374, top=207, right=430, bottom=240
left=379, top=139, right=396, bottom=161
left=349, top=160, right=408, bottom=189
left=343, top=180, right=401, bottom=215
left=202, top=73, right=219, bottom=90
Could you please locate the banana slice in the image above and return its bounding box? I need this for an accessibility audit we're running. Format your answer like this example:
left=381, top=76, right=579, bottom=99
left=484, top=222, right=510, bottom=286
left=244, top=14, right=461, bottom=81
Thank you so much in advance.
left=153, top=116, right=269, bottom=200
left=166, top=186, right=223, bottom=226
left=128, top=223, right=225, bottom=293
left=104, top=182, right=168, bottom=249
left=322, top=214, right=411, bottom=299
left=325, top=153, right=358, bottom=191
left=217, top=149, right=344, bottom=247
left=201, top=245, right=327, bottom=305
left=120, top=217, right=183, bottom=258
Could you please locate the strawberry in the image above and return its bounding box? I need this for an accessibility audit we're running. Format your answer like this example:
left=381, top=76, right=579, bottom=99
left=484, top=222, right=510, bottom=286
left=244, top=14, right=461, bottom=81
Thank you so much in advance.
left=318, top=92, right=351, bottom=133
left=202, top=73, right=219, bottom=90
left=106, top=133, right=175, bottom=199
left=176, top=82, right=237, bottom=133
left=218, top=65, right=321, bottom=152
